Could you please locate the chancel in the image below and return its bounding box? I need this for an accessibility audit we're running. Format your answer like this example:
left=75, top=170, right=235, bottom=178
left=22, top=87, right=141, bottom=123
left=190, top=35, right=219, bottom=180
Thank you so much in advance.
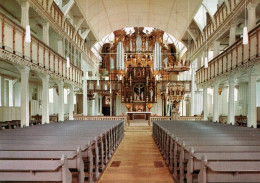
left=0, top=0, right=260, bottom=183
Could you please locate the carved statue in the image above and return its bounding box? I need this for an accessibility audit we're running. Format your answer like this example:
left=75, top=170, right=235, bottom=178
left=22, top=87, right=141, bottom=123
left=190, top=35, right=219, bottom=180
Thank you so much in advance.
left=171, top=106, right=180, bottom=120
left=150, top=88, right=153, bottom=101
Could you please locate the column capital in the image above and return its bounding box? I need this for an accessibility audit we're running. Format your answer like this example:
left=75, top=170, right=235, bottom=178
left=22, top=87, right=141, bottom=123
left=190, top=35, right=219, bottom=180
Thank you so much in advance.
left=247, top=1, right=259, bottom=10
left=36, top=73, right=50, bottom=80
left=21, top=0, right=29, bottom=6
left=203, top=85, right=208, bottom=90
left=228, top=75, right=236, bottom=84
left=17, top=66, right=30, bottom=75
left=56, top=80, right=64, bottom=88
left=213, top=81, right=220, bottom=87
left=247, top=67, right=257, bottom=76
left=42, top=21, right=49, bottom=27
left=69, top=84, right=74, bottom=90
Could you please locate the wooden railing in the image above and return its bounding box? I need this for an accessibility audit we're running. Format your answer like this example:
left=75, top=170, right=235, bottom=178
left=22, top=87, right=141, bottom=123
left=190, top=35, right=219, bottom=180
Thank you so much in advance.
left=0, top=12, right=82, bottom=85
left=189, top=0, right=248, bottom=61
left=180, top=116, right=203, bottom=121
left=149, top=116, right=203, bottom=126
left=87, top=80, right=192, bottom=93
left=30, top=0, right=100, bottom=69
left=73, top=115, right=127, bottom=126
left=196, top=23, right=260, bottom=85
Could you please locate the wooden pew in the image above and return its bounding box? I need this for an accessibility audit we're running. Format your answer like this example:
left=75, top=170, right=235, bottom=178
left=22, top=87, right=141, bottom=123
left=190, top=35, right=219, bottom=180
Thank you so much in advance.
left=0, top=120, right=124, bottom=183
left=152, top=121, right=260, bottom=183
left=187, top=151, right=260, bottom=183
left=198, top=156, right=260, bottom=183
left=0, top=154, right=72, bottom=183
left=0, top=149, right=84, bottom=182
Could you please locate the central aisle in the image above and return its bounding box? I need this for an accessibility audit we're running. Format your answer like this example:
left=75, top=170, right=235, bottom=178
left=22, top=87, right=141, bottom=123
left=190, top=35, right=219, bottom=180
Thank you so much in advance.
left=98, top=125, right=175, bottom=183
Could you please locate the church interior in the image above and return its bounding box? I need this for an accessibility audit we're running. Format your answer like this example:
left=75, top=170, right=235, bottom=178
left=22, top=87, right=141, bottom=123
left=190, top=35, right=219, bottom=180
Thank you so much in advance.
left=0, top=0, right=260, bottom=182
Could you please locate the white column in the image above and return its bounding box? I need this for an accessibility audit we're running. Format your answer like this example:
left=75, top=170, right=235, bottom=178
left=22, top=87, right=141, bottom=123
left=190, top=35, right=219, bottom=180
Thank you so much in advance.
left=42, top=22, right=49, bottom=46
left=229, top=25, right=236, bottom=46
left=182, top=100, right=186, bottom=116
left=41, top=75, right=50, bottom=124
left=91, top=96, right=95, bottom=116
left=57, top=81, right=64, bottom=121
left=203, top=87, right=208, bottom=120
left=190, top=65, right=195, bottom=116
left=6, top=80, right=9, bottom=107
left=213, top=41, right=220, bottom=58
left=69, top=85, right=74, bottom=120
left=1, top=76, right=5, bottom=106
left=227, top=76, right=235, bottom=125
left=213, top=83, right=219, bottom=122
left=248, top=70, right=257, bottom=128
left=95, top=94, right=99, bottom=116
left=99, top=95, right=103, bottom=115
left=20, top=66, right=30, bottom=127
left=21, top=0, right=29, bottom=28
left=110, top=93, right=113, bottom=116
left=247, top=3, right=257, bottom=31
left=83, top=72, right=88, bottom=115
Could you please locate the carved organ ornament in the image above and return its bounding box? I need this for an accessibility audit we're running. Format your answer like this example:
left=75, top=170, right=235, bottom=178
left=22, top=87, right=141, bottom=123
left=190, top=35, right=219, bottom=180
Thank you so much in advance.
left=100, top=27, right=190, bottom=112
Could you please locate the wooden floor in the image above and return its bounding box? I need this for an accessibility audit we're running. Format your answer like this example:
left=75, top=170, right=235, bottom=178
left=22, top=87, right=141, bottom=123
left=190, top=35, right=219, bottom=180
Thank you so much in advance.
left=98, top=125, right=175, bottom=183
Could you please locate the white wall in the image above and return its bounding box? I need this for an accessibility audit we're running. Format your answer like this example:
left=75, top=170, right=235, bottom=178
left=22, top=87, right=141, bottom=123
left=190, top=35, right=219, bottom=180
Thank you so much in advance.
left=0, top=107, right=20, bottom=121
left=151, top=98, right=163, bottom=116
left=237, top=83, right=248, bottom=116
left=194, top=91, right=203, bottom=115
left=49, top=88, right=70, bottom=115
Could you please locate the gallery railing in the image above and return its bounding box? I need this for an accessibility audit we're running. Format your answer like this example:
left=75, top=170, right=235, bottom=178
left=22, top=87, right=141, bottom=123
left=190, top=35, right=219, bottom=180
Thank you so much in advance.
left=0, top=12, right=82, bottom=86
left=196, top=23, right=260, bottom=85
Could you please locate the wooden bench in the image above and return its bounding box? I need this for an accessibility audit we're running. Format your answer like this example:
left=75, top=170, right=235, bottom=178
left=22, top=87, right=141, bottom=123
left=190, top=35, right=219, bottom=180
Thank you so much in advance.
left=0, top=148, right=84, bottom=183
left=198, top=156, right=260, bottom=183
left=187, top=151, right=260, bottom=183
left=0, top=120, right=125, bottom=183
left=153, top=121, right=260, bottom=183
left=0, top=154, right=72, bottom=183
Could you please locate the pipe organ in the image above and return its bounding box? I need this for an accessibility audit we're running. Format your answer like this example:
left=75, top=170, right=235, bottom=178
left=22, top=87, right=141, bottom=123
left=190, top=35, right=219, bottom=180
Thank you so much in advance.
left=100, top=27, right=190, bottom=113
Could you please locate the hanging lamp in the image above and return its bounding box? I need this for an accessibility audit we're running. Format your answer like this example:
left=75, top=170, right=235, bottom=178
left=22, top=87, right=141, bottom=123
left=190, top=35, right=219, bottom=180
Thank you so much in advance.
left=25, top=25, right=31, bottom=43
left=66, top=57, right=70, bottom=68
left=243, top=2, right=248, bottom=45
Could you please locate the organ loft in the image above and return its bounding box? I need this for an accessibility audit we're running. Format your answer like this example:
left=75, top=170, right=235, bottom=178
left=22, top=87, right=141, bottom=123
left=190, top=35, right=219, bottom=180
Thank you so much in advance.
left=100, top=27, right=190, bottom=119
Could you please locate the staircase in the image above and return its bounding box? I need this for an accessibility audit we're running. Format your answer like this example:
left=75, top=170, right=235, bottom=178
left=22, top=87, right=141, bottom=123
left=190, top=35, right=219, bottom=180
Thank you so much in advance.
left=125, top=120, right=151, bottom=132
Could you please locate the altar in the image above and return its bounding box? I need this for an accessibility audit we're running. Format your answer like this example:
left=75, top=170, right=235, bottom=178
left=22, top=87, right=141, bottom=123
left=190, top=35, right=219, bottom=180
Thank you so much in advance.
left=126, top=112, right=152, bottom=120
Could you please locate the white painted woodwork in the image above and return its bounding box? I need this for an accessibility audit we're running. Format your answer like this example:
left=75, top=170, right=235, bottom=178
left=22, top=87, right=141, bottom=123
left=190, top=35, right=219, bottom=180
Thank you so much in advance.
left=248, top=70, right=257, bottom=128
left=228, top=77, right=235, bottom=125
left=20, top=66, right=30, bottom=127
left=213, top=83, right=219, bottom=122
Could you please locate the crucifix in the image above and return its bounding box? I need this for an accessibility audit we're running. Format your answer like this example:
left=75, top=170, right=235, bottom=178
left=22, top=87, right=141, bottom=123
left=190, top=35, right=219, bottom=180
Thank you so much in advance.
left=136, top=85, right=142, bottom=96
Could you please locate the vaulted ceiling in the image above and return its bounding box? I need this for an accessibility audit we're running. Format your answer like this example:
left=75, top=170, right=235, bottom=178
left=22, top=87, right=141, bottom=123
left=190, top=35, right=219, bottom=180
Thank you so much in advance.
left=75, top=0, right=203, bottom=41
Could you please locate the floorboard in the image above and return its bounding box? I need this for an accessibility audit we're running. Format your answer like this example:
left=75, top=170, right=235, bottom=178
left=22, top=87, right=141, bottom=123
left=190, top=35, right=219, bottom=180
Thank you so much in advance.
left=98, top=125, right=175, bottom=183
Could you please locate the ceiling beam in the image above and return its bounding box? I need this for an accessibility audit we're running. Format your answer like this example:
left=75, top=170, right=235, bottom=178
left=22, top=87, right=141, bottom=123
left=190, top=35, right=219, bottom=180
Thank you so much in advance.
left=73, top=18, right=84, bottom=39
